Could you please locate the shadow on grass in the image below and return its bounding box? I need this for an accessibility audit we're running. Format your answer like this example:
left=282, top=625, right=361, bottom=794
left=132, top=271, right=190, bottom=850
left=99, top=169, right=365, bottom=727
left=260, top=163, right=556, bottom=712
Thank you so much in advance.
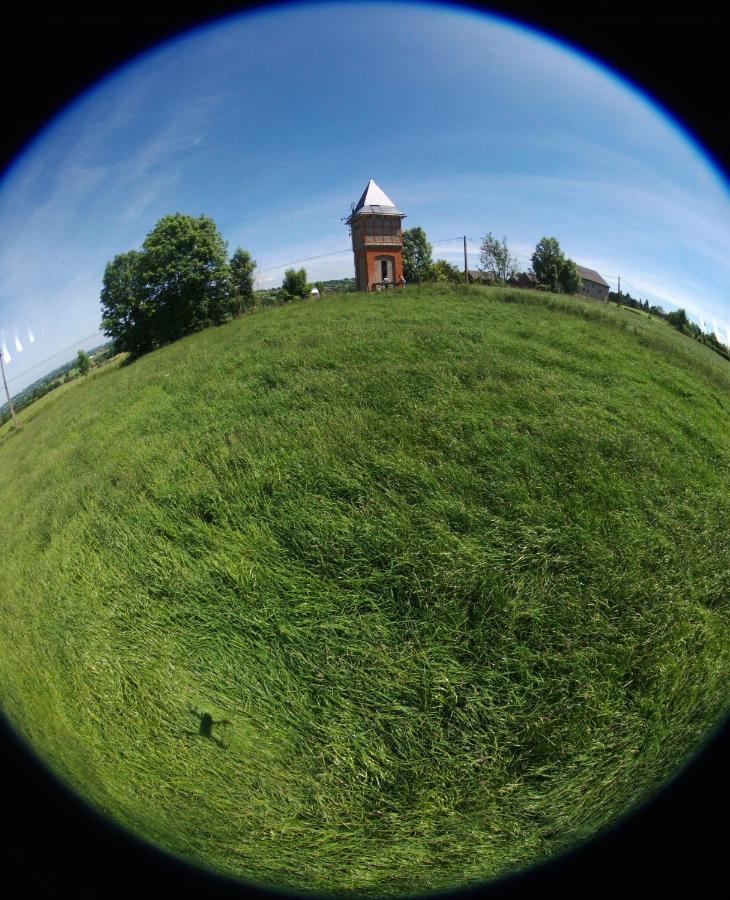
left=185, top=705, right=232, bottom=750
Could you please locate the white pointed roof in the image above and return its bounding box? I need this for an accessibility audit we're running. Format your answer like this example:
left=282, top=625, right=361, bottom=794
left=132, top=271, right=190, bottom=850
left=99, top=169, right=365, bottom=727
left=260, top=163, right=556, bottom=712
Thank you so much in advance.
left=348, top=179, right=404, bottom=220
left=358, top=179, right=396, bottom=208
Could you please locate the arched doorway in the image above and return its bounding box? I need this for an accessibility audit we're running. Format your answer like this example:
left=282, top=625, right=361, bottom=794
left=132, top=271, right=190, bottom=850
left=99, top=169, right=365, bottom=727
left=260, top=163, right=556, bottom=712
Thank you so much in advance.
left=375, top=255, right=395, bottom=285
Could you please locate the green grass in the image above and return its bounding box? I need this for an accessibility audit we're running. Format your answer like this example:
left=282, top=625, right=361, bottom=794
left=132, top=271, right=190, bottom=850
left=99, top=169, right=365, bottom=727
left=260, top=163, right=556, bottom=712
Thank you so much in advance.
left=1, top=284, right=729, bottom=896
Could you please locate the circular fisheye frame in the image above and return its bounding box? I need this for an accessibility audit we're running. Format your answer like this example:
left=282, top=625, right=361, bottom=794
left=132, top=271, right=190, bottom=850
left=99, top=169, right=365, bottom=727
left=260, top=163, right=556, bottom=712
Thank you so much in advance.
left=0, top=3, right=728, bottom=898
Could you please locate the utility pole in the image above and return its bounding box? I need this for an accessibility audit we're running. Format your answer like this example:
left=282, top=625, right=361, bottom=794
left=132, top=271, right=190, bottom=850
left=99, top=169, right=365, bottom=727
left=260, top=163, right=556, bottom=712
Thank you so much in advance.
left=0, top=349, right=19, bottom=430
left=617, top=275, right=621, bottom=306
left=463, top=236, right=468, bottom=285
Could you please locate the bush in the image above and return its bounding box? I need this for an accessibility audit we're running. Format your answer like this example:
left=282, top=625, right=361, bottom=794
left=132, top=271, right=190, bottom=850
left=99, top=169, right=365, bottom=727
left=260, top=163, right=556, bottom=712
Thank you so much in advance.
left=282, top=268, right=308, bottom=300
left=430, top=259, right=463, bottom=283
left=77, top=350, right=91, bottom=377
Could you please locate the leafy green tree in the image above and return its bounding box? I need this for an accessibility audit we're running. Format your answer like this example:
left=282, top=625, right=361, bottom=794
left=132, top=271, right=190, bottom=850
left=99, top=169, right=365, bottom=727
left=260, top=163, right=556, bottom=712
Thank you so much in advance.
left=479, top=232, right=518, bottom=283
left=282, top=268, right=308, bottom=299
left=139, top=213, right=231, bottom=341
left=402, top=227, right=433, bottom=284
left=100, top=250, right=154, bottom=353
left=430, top=258, right=462, bottom=283
left=100, top=214, right=232, bottom=353
left=229, top=248, right=256, bottom=316
left=531, top=237, right=565, bottom=292
left=76, top=350, right=91, bottom=377
left=559, top=258, right=581, bottom=294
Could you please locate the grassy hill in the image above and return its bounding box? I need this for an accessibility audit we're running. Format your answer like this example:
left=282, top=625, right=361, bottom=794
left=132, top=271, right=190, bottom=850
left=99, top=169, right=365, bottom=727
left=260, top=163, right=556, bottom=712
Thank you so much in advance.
left=1, top=341, right=113, bottom=422
left=1, top=284, right=728, bottom=896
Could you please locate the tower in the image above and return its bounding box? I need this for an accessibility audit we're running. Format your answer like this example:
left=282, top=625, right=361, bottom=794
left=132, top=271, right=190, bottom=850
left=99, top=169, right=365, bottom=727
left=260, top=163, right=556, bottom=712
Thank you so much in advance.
left=346, top=179, right=406, bottom=291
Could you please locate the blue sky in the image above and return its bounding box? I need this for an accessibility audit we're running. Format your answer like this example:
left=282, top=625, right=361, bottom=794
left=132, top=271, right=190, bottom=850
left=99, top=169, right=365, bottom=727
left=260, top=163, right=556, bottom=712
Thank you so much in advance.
left=1, top=1, right=729, bottom=394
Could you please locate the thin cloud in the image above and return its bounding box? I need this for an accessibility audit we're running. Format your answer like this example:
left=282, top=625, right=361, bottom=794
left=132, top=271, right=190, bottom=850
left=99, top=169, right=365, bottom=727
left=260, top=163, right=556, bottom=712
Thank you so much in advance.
left=1, top=3, right=728, bottom=395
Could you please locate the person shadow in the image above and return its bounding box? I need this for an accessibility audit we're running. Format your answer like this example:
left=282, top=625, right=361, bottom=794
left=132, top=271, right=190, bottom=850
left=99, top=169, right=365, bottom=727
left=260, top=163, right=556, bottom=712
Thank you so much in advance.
left=184, top=704, right=232, bottom=749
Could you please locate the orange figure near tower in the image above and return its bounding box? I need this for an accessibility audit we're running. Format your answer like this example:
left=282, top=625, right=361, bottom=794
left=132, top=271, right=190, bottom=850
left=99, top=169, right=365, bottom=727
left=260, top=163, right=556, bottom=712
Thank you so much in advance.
left=346, top=179, right=406, bottom=291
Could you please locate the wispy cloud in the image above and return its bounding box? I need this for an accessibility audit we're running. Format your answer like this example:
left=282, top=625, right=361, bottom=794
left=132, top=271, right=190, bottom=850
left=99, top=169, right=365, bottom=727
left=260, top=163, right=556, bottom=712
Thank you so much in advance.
left=1, top=3, right=728, bottom=394
left=0, top=88, right=223, bottom=332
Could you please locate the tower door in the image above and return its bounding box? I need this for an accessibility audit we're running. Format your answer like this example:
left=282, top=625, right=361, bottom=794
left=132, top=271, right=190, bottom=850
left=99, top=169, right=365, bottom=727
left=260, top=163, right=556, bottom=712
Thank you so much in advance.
left=376, top=256, right=394, bottom=283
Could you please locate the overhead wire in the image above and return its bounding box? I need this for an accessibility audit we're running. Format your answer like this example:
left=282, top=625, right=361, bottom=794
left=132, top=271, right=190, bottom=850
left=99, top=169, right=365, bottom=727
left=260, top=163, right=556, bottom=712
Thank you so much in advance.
left=5, top=330, right=106, bottom=386
left=258, top=248, right=352, bottom=273
left=4, top=224, right=723, bottom=395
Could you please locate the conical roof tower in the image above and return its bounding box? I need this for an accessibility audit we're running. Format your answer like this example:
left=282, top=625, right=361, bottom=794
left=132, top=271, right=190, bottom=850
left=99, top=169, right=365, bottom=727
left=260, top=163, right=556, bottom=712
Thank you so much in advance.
left=349, top=179, right=405, bottom=218
left=346, top=179, right=406, bottom=291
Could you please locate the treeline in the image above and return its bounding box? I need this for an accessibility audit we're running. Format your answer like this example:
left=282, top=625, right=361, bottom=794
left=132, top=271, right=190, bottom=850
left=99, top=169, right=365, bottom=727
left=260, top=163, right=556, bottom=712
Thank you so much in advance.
left=663, top=307, right=730, bottom=361
left=607, top=290, right=730, bottom=361
left=405, top=224, right=729, bottom=362
left=315, top=277, right=356, bottom=293
left=98, top=211, right=728, bottom=364
left=402, top=228, right=583, bottom=294
left=609, top=291, right=657, bottom=313
left=101, top=214, right=258, bottom=356
left=253, top=276, right=354, bottom=306
left=1, top=375, right=65, bottom=425
left=100, top=213, right=348, bottom=356
left=0, top=346, right=112, bottom=426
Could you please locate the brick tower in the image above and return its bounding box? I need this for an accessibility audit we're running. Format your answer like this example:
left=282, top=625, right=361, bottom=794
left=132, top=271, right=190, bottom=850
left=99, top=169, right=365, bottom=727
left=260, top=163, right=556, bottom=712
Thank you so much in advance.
left=346, top=179, right=406, bottom=291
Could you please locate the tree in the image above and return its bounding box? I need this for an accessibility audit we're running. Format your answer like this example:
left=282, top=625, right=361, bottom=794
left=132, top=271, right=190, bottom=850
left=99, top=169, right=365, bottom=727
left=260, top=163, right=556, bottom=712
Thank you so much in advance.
left=282, top=268, right=308, bottom=299
left=402, top=227, right=433, bottom=283
left=139, top=213, right=231, bottom=341
left=430, top=258, right=462, bottom=283
left=76, top=350, right=91, bottom=377
left=531, top=236, right=565, bottom=292
left=479, top=232, right=518, bottom=283
left=100, top=250, right=154, bottom=354
left=559, top=258, right=581, bottom=294
left=100, top=214, right=232, bottom=354
left=229, top=247, right=256, bottom=316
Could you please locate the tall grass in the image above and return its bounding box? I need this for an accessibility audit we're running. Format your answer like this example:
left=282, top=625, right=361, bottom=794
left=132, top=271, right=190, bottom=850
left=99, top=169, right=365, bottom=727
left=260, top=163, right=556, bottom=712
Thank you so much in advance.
left=1, top=285, right=728, bottom=896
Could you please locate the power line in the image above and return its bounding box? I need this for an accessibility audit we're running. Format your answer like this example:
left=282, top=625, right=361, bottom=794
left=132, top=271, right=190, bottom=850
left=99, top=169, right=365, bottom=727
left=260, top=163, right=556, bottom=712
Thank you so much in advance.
left=5, top=330, right=106, bottom=386
left=5, top=226, right=721, bottom=396
left=258, top=248, right=352, bottom=273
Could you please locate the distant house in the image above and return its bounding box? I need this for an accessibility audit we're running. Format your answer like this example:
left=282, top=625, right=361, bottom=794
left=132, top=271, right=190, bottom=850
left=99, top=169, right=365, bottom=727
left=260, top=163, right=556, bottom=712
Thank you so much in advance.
left=509, top=271, right=539, bottom=290
left=466, top=269, right=495, bottom=284
left=576, top=264, right=609, bottom=301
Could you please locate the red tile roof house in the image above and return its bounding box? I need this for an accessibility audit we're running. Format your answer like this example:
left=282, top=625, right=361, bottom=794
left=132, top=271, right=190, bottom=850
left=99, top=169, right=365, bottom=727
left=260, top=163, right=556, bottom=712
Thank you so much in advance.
left=576, top=264, right=610, bottom=301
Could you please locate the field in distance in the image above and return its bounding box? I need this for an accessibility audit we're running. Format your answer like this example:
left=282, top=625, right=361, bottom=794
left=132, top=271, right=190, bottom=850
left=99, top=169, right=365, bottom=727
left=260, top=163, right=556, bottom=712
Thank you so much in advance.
left=1, top=284, right=728, bottom=895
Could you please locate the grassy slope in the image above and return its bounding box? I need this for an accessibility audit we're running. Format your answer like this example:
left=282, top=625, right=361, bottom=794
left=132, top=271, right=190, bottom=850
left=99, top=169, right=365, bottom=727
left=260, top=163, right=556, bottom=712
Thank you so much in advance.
left=1, top=285, right=729, bottom=895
